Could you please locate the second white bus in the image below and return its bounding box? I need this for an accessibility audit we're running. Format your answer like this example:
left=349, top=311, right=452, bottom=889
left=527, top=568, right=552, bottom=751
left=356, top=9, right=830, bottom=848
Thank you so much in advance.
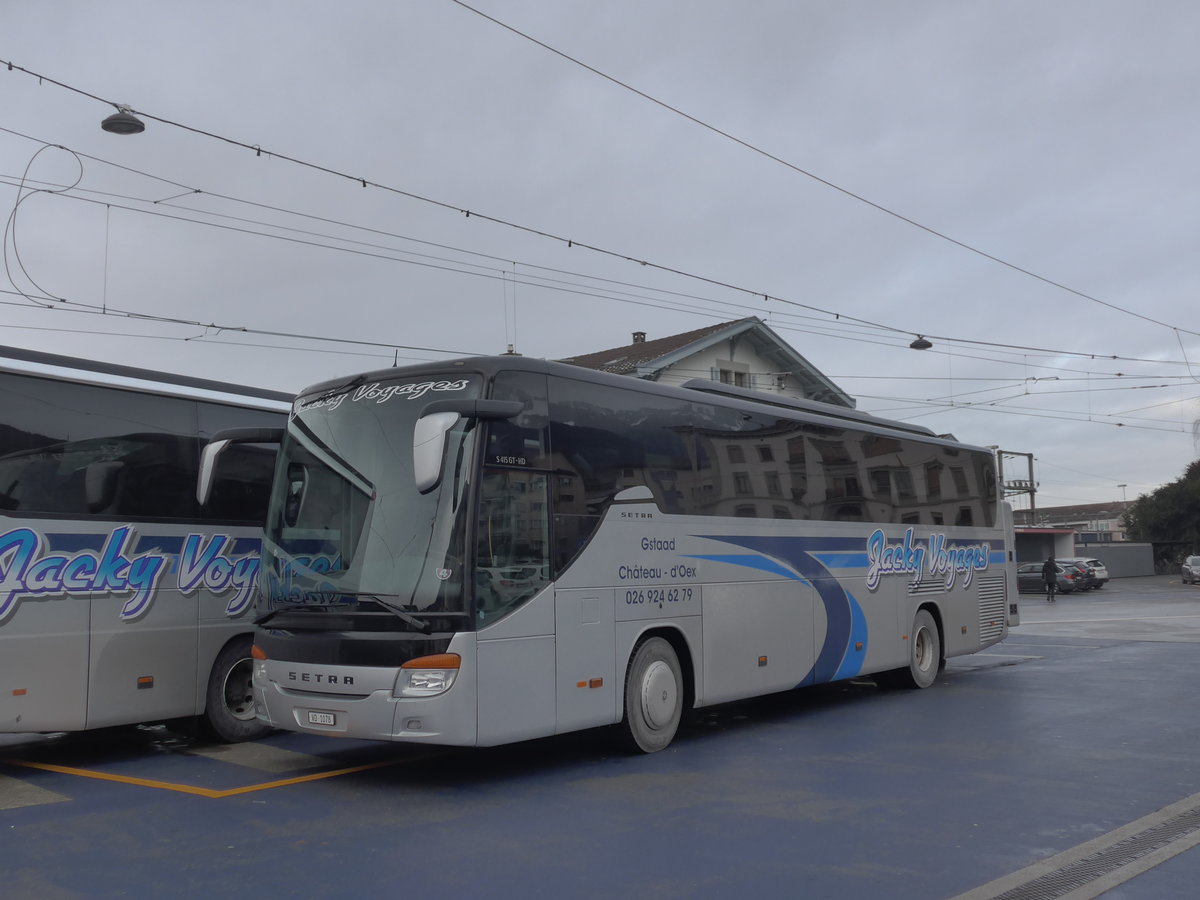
left=0, top=345, right=290, bottom=741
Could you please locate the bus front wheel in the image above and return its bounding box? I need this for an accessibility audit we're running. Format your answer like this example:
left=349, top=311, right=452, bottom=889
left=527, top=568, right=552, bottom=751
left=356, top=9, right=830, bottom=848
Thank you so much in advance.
left=619, top=636, right=683, bottom=753
left=201, top=637, right=272, bottom=743
left=878, top=609, right=942, bottom=690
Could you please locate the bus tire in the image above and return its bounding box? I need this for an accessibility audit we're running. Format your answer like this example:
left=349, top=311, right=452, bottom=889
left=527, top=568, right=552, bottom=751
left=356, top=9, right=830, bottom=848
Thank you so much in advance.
left=619, top=636, right=683, bottom=754
left=201, top=636, right=271, bottom=743
left=879, top=609, right=941, bottom=690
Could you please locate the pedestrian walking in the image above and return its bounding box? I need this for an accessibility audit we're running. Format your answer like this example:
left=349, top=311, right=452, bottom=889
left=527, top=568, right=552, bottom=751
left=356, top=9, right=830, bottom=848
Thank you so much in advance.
left=1041, top=556, right=1058, bottom=602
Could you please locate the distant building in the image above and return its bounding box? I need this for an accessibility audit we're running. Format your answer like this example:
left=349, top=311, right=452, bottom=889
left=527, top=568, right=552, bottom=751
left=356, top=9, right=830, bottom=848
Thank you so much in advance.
left=559, top=317, right=854, bottom=408
left=1013, top=501, right=1129, bottom=542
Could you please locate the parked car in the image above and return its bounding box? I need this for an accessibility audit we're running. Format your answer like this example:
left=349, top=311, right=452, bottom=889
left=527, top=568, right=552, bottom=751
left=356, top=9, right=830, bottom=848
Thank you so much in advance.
left=1077, top=557, right=1109, bottom=588
left=1060, top=557, right=1105, bottom=589
left=1016, top=562, right=1081, bottom=594
left=1070, top=556, right=1099, bottom=592
left=1182, top=556, right=1200, bottom=585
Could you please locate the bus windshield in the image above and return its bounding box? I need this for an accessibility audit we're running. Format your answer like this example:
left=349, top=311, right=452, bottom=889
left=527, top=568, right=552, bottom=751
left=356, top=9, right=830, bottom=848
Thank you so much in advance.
left=261, top=374, right=482, bottom=626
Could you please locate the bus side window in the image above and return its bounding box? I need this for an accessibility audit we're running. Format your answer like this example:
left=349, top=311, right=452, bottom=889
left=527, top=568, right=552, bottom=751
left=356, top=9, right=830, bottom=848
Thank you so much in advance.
left=484, top=372, right=549, bottom=469
left=0, top=372, right=199, bottom=518
left=548, top=379, right=695, bottom=518
left=475, top=469, right=550, bottom=624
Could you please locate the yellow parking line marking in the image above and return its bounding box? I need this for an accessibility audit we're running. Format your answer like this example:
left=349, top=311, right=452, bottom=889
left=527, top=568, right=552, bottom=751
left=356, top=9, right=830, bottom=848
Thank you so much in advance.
left=0, top=756, right=408, bottom=799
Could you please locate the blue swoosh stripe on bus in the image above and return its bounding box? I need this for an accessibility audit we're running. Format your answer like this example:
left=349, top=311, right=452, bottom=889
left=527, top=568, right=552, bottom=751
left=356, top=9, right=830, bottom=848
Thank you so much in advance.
left=681, top=554, right=801, bottom=581
left=811, top=552, right=868, bottom=569
left=774, top=536, right=863, bottom=551
left=833, top=592, right=870, bottom=681
left=693, top=535, right=864, bottom=683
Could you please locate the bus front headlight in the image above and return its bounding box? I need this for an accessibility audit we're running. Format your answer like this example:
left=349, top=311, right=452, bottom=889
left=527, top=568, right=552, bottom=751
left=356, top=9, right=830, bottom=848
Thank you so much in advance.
left=394, top=653, right=461, bottom=697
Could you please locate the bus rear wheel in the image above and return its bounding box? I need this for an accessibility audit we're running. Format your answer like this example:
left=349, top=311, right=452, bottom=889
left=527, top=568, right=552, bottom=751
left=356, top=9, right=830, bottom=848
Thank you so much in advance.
left=878, top=609, right=941, bottom=690
left=619, top=636, right=682, bottom=753
left=201, top=636, right=272, bottom=743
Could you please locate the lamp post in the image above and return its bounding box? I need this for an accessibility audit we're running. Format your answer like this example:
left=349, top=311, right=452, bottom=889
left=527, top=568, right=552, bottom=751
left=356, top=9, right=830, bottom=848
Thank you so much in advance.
left=1118, top=483, right=1128, bottom=508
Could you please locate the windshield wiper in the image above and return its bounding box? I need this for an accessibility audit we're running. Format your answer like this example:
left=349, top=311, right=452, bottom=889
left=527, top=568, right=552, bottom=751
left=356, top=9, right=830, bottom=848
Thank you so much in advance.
left=362, top=595, right=433, bottom=634
left=255, top=595, right=440, bottom=634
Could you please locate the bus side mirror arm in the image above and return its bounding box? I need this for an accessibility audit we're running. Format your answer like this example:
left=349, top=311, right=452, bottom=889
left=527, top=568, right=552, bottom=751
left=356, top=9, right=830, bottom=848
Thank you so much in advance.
left=197, top=426, right=285, bottom=506
left=413, top=399, right=523, bottom=494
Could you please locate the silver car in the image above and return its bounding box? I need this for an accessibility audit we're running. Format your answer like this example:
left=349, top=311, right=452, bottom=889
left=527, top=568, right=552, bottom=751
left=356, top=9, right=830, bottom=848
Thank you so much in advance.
left=1017, top=562, right=1080, bottom=594
left=1182, top=556, right=1200, bottom=585
left=1061, top=556, right=1109, bottom=589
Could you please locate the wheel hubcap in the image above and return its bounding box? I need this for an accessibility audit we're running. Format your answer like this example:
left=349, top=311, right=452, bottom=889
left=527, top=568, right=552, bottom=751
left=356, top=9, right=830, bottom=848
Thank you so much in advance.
left=914, top=627, right=933, bottom=672
left=222, top=658, right=256, bottom=721
left=640, top=660, right=678, bottom=729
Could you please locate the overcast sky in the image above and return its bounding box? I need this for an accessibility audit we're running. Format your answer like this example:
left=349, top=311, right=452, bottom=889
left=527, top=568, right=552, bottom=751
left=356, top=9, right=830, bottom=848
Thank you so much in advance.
left=5, top=0, right=1200, bottom=511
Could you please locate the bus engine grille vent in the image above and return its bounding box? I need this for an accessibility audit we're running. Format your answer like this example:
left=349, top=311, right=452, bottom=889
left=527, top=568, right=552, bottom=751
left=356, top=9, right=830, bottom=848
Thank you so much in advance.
left=977, top=576, right=1007, bottom=642
left=908, top=580, right=946, bottom=597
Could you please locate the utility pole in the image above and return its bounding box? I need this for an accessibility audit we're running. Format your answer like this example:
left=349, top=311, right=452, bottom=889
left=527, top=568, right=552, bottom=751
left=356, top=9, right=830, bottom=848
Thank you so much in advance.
left=993, top=450, right=1037, bottom=524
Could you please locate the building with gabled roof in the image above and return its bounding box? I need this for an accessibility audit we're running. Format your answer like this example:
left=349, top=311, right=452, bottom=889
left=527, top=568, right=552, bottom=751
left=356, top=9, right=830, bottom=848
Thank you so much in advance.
left=559, top=317, right=854, bottom=408
left=1014, top=500, right=1129, bottom=541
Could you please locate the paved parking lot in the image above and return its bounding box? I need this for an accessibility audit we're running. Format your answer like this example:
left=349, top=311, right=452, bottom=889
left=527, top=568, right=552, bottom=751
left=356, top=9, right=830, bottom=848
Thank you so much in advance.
left=2, top=575, right=1198, bottom=899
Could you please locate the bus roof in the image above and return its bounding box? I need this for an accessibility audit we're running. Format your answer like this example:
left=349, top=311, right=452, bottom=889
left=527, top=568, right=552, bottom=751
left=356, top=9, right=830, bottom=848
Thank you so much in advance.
left=298, top=355, right=990, bottom=453
left=0, top=343, right=293, bottom=411
left=679, top=378, right=939, bottom=438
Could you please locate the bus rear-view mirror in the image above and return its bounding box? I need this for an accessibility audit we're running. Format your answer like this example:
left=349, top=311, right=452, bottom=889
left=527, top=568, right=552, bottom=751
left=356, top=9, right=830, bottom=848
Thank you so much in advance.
left=413, top=399, right=524, bottom=494
left=413, top=412, right=462, bottom=494
left=197, top=426, right=284, bottom=507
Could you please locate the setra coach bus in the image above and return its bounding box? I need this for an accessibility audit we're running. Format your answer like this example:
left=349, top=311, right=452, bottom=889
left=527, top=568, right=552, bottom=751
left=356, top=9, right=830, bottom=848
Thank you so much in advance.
left=0, top=344, right=290, bottom=741
left=205, top=355, right=1017, bottom=753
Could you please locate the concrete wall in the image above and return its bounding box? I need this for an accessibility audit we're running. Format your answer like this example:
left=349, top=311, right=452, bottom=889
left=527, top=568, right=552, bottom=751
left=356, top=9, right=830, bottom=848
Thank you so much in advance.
left=1074, top=542, right=1155, bottom=578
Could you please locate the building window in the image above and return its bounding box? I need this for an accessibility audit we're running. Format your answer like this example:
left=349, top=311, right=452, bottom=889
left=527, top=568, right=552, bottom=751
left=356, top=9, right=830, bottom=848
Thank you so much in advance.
left=951, top=466, right=969, bottom=494
left=718, top=367, right=748, bottom=387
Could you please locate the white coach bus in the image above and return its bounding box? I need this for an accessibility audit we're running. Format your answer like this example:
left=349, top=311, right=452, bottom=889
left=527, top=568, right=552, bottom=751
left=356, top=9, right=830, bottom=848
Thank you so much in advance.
left=0, top=345, right=289, bottom=741
left=215, top=355, right=1016, bottom=753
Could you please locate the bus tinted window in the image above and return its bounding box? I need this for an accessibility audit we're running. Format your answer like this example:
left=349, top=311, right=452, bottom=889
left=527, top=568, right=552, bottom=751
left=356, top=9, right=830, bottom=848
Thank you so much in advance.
left=548, top=379, right=693, bottom=515
left=485, top=372, right=551, bottom=469
left=0, top=371, right=282, bottom=524
left=0, top=372, right=198, bottom=518
left=475, top=469, right=550, bottom=621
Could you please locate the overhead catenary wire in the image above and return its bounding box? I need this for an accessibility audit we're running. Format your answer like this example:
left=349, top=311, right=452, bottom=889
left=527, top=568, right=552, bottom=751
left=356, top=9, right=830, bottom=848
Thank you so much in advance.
left=4, top=140, right=1195, bottom=441
left=1, top=164, right=1197, bottom=428
left=5, top=59, right=1199, bottom=347
left=446, top=1, right=1200, bottom=341
left=0, top=103, right=1195, bottom=448
left=2, top=148, right=1196, bottom=379
left=0, top=287, right=485, bottom=360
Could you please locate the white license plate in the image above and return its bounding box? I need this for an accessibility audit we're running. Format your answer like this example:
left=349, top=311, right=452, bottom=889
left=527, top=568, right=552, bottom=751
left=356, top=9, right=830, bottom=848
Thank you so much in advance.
left=307, top=710, right=336, bottom=726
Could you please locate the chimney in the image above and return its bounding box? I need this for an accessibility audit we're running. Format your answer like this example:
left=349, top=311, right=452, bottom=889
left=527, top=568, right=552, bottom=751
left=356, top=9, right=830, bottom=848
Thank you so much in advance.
left=632, top=331, right=646, bottom=344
